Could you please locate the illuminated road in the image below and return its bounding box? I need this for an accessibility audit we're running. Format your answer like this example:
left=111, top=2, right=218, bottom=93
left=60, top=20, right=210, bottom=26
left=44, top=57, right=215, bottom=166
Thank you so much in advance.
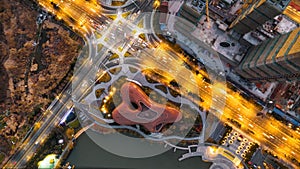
left=4, top=0, right=300, bottom=168
left=93, top=34, right=300, bottom=167
left=4, top=32, right=111, bottom=168
left=4, top=0, right=141, bottom=167
left=145, top=43, right=300, bottom=167
left=166, top=21, right=300, bottom=168
left=133, top=41, right=300, bottom=168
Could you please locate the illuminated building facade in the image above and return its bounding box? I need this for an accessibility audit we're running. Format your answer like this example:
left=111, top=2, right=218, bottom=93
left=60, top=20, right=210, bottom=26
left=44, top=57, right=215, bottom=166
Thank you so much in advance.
left=230, top=0, right=291, bottom=34
left=177, top=3, right=202, bottom=26
left=283, top=0, right=300, bottom=23
left=235, top=27, right=300, bottom=82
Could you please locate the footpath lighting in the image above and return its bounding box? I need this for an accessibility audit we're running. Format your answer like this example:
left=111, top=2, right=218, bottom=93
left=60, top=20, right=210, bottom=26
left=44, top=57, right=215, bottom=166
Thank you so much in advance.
left=208, top=146, right=217, bottom=155
left=101, top=88, right=117, bottom=114
left=101, top=107, right=106, bottom=113
left=153, top=0, right=160, bottom=8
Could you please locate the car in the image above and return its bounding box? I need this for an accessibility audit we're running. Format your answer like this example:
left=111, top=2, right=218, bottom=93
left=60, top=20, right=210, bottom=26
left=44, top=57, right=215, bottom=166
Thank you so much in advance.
left=247, top=129, right=255, bottom=135
left=237, top=135, right=243, bottom=141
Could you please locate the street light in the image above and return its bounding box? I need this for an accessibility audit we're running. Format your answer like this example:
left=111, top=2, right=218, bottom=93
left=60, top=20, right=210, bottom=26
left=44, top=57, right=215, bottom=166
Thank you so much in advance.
left=208, top=146, right=217, bottom=154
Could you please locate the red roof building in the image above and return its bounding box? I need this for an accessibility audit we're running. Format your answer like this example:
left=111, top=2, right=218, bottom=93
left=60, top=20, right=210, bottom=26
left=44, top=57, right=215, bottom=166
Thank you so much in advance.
left=112, top=82, right=182, bottom=132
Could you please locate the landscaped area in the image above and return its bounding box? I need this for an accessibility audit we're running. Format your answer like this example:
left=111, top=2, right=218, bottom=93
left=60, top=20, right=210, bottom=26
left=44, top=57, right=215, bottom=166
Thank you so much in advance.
left=91, top=62, right=205, bottom=140
left=26, top=114, right=80, bottom=169
left=37, top=154, right=59, bottom=169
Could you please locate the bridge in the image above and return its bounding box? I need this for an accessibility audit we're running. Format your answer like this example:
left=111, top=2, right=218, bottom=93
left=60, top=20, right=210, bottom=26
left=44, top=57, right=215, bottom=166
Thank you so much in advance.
left=74, top=123, right=95, bottom=139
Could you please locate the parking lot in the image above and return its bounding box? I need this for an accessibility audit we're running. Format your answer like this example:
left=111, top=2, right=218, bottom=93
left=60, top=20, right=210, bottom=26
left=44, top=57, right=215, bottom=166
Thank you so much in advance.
left=221, top=130, right=256, bottom=159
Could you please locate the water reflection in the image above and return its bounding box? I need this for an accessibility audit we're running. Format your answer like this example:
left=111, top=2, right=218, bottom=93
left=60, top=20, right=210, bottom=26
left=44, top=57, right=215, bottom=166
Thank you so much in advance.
left=67, top=131, right=212, bottom=169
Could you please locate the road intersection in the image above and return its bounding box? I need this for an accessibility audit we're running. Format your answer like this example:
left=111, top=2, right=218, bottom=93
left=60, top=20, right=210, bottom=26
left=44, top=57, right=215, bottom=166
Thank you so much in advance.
left=4, top=0, right=300, bottom=168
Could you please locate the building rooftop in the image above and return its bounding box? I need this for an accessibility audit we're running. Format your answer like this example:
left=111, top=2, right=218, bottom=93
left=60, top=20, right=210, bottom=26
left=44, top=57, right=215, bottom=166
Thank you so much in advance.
left=178, top=4, right=202, bottom=25
left=274, top=15, right=298, bottom=34
left=191, top=15, right=248, bottom=63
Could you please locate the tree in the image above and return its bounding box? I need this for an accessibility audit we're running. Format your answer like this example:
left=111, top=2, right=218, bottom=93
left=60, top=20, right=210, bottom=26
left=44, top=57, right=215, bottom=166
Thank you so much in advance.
left=65, top=128, right=74, bottom=140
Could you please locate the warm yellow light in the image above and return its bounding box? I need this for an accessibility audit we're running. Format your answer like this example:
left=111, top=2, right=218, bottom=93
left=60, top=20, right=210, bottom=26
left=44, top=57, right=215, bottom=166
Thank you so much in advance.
left=35, top=122, right=41, bottom=128
left=153, top=0, right=160, bottom=8
left=208, top=146, right=217, bottom=154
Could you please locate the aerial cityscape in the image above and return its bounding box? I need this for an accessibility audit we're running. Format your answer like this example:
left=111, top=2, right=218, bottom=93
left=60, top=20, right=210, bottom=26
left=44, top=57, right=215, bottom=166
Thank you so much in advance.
left=0, top=0, right=299, bottom=168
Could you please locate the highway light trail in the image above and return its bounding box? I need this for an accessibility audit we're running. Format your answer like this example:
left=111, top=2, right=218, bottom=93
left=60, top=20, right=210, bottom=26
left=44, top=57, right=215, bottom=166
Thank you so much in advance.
left=139, top=42, right=300, bottom=167
left=6, top=0, right=300, bottom=168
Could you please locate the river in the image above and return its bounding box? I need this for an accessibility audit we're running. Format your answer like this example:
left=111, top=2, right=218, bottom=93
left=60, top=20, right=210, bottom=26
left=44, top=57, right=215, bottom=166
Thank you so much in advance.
left=66, top=131, right=212, bottom=169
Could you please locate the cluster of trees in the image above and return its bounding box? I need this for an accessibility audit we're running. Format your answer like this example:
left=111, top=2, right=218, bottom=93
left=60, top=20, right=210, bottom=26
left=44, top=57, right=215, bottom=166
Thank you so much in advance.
left=26, top=129, right=66, bottom=169
left=0, top=0, right=83, bottom=165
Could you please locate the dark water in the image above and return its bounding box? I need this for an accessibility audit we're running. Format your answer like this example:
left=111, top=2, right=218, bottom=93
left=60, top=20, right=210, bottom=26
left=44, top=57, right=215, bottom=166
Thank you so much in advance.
left=66, top=132, right=212, bottom=169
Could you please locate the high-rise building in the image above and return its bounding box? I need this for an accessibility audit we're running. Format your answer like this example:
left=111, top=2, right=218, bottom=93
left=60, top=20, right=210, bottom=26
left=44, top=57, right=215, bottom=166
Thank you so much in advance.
left=235, top=27, right=300, bottom=82
left=177, top=3, right=202, bottom=26
left=229, top=0, right=291, bottom=34
left=283, top=0, right=300, bottom=23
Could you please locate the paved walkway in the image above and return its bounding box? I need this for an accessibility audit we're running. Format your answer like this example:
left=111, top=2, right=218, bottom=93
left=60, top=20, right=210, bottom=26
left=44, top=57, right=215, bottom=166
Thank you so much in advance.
left=81, top=55, right=206, bottom=142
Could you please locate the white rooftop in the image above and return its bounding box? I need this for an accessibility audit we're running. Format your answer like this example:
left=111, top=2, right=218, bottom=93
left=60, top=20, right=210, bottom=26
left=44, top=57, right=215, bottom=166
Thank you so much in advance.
left=275, top=15, right=298, bottom=34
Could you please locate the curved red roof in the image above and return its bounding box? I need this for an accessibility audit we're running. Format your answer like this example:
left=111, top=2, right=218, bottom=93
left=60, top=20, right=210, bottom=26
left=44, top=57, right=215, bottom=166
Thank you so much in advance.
left=112, top=82, right=182, bottom=132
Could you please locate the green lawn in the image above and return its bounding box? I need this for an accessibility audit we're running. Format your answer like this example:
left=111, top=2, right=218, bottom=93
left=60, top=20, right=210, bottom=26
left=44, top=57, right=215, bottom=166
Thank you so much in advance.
left=68, top=119, right=80, bottom=129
